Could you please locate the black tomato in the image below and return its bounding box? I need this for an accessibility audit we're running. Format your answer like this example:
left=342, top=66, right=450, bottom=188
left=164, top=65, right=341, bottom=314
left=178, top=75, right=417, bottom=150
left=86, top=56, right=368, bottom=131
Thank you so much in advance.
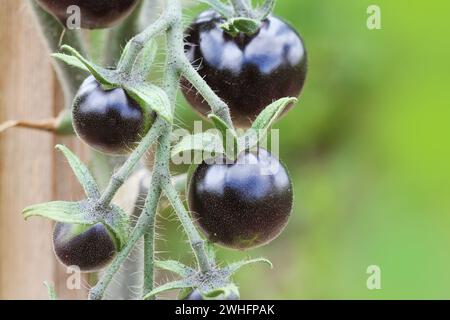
left=188, top=148, right=293, bottom=250
left=36, top=0, right=139, bottom=29
left=182, top=11, right=307, bottom=128
left=184, top=289, right=240, bottom=300
left=53, top=222, right=117, bottom=272
left=73, top=76, right=152, bottom=155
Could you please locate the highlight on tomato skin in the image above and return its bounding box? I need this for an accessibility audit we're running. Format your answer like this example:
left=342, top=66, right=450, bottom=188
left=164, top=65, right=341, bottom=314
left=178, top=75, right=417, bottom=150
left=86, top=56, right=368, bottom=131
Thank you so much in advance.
left=188, top=148, right=293, bottom=250
left=35, top=0, right=140, bottom=29
left=72, top=76, right=153, bottom=155
left=52, top=222, right=118, bottom=273
left=182, top=10, right=308, bottom=128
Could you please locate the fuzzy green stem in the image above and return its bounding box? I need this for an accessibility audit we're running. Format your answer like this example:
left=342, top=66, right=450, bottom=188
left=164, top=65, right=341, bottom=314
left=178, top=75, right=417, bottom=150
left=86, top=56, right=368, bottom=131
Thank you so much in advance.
left=163, top=182, right=212, bottom=272
left=180, top=59, right=234, bottom=129
left=89, top=178, right=162, bottom=300
left=97, top=118, right=166, bottom=208
left=118, top=16, right=170, bottom=74
left=143, top=231, right=155, bottom=297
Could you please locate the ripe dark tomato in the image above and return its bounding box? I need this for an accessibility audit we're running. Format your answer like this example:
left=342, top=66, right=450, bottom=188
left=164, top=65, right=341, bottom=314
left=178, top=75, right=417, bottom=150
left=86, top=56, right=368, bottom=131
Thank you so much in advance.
left=182, top=11, right=307, bottom=128
left=36, top=0, right=139, bottom=29
left=184, top=289, right=239, bottom=300
left=188, top=148, right=293, bottom=250
left=53, top=222, right=117, bottom=272
left=73, top=76, right=153, bottom=155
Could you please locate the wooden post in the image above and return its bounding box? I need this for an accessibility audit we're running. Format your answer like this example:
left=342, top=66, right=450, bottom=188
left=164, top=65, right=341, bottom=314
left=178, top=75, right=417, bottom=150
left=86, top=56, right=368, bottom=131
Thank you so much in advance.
left=0, top=0, right=87, bottom=299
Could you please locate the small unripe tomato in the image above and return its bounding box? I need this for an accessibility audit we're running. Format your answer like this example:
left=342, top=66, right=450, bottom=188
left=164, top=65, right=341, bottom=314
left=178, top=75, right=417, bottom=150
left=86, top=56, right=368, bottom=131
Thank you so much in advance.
left=52, top=222, right=117, bottom=272
left=35, top=0, right=139, bottom=29
left=72, top=76, right=153, bottom=155
left=182, top=11, right=307, bottom=128
left=188, top=148, right=293, bottom=250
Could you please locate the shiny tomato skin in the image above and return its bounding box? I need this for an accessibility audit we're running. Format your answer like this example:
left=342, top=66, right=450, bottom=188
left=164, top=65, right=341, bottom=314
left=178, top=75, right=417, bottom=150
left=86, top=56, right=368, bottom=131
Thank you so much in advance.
left=182, top=11, right=307, bottom=127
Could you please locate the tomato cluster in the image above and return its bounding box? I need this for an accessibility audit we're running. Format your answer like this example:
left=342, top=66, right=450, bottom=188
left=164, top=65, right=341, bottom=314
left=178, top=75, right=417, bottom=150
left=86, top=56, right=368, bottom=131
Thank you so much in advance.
left=45, top=4, right=305, bottom=281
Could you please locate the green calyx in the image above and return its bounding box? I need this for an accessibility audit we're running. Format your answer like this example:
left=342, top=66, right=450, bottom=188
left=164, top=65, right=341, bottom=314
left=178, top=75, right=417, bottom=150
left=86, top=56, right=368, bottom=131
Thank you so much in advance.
left=143, top=257, right=272, bottom=300
left=171, top=97, right=297, bottom=162
left=201, top=0, right=277, bottom=36
left=22, top=145, right=130, bottom=251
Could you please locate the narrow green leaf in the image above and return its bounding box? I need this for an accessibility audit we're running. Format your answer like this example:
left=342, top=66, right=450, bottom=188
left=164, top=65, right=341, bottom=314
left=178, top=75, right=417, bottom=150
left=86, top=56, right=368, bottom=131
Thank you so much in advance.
left=252, top=97, right=297, bottom=131
left=126, top=83, right=172, bottom=123
left=256, top=0, right=276, bottom=20
left=199, top=0, right=233, bottom=18
left=51, top=53, right=90, bottom=72
left=23, top=201, right=96, bottom=225
left=44, top=282, right=57, bottom=300
left=222, top=258, right=273, bottom=277
left=155, top=260, right=195, bottom=277
left=143, top=279, right=195, bottom=300
left=208, top=114, right=238, bottom=160
left=132, top=39, right=158, bottom=80
left=59, top=45, right=118, bottom=87
left=103, top=204, right=130, bottom=250
left=171, top=132, right=224, bottom=159
left=240, top=97, right=297, bottom=151
left=205, top=241, right=217, bottom=264
left=56, top=145, right=100, bottom=199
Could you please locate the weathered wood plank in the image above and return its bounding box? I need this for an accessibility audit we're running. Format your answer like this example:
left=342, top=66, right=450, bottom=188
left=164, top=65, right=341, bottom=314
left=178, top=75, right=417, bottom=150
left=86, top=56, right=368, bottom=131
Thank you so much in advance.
left=0, top=0, right=87, bottom=299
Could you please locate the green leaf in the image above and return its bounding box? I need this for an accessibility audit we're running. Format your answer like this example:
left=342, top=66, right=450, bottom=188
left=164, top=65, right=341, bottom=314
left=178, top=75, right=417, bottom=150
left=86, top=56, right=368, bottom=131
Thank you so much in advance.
left=51, top=53, right=90, bottom=73
left=205, top=241, right=217, bottom=265
left=155, top=260, right=195, bottom=277
left=44, top=282, right=57, bottom=300
left=55, top=45, right=118, bottom=88
left=125, top=83, right=172, bottom=123
left=240, top=97, right=297, bottom=150
left=171, top=132, right=224, bottom=159
left=143, top=279, right=195, bottom=300
left=23, top=201, right=96, bottom=225
left=56, top=145, right=100, bottom=199
left=199, top=0, right=233, bottom=18
left=131, top=39, right=158, bottom=80
left=103, top=204, right=130, bottom=250
left=256, top=0, right=276, bottom=20
left=251, top=97, right=297, bottom=131
left=221, top=17, right=261, bottom=37
left=222, top=258, right=273, bottom=277
left=208, top=114, right=238, bottom=160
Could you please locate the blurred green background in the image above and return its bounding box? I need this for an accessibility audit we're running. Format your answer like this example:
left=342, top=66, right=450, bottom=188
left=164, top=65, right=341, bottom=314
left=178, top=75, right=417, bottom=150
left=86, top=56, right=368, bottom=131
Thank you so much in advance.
left=157, top=0, right=450, bottom=299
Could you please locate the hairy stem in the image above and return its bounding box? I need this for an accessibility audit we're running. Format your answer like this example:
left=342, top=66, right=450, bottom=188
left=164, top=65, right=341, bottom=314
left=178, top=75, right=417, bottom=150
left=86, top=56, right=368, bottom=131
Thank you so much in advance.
left=180, top=59, right=234, bottom=129
left=143, top=231, right=155, bottom=297
left=163, top=181, right=212, bottom=272
left=118, top=16, right=170, bottom=73
left=96, top=118, right=166, bottom=208
left=89, top=178, right=162, bottom=300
